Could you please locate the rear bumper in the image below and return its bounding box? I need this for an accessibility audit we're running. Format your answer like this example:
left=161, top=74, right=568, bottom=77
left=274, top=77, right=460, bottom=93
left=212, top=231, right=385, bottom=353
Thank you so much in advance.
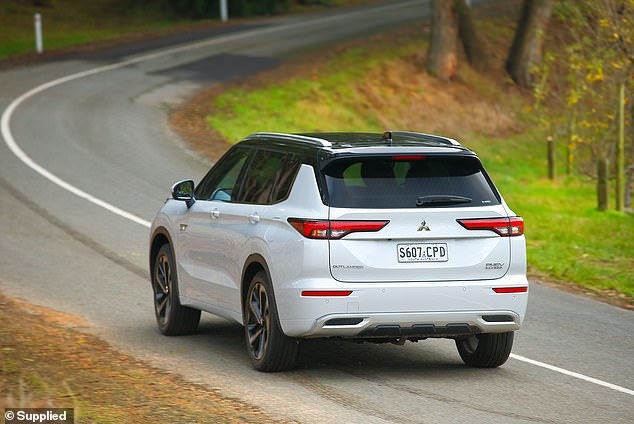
left=275, top=275, right=528, bottom=338
left=285, top=310, right=520, bottom=339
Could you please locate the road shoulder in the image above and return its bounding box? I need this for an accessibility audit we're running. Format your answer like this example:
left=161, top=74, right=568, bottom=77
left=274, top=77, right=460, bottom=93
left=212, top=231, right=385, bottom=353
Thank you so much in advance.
left=0, top=290, right=291, bottom=423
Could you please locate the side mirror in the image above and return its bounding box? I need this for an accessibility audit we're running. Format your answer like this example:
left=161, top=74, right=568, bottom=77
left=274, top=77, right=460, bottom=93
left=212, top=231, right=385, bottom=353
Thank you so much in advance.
left=171, top=179, right=195, bottom=208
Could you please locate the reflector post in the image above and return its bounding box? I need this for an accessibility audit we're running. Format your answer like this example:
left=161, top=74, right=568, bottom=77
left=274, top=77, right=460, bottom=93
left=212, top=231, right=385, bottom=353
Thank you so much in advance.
left=493, top=287, right=528, bottom=294
left=301, top=291, right=353, bottom=297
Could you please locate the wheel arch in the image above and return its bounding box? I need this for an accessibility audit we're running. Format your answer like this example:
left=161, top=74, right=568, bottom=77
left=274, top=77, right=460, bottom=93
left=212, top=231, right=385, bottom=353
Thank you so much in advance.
left=149, top=227, right=174, bottom=280
left=241, top=254, right=272, bottom=317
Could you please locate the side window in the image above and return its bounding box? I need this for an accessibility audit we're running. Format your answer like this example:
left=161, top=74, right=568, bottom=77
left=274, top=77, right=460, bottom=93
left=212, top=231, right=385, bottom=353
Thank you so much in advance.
left=194, top=148, right=250, bottom=201
left=237, top=150, right=300, bottom=205
left=270, top=154, right=301, bottom=203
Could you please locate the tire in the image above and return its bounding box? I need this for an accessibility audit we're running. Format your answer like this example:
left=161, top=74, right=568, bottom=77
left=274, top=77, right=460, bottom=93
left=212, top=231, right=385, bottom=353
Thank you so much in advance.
left=152, top=244, right=200, bottom=335
left=455, top=332, right=514, bottom=368
left=244, top=270, right=299, bottom=372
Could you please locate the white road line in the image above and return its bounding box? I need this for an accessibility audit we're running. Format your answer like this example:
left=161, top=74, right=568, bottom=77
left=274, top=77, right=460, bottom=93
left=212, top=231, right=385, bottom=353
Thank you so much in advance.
left=510, top=354, right=634, bottom=396
left=1, top=0, right=633, bottom=398
left=1, top=79, right=153, bottom=228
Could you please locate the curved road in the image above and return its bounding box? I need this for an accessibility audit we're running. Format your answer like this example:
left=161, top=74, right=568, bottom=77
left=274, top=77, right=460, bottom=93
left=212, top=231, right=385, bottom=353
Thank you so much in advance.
left=1, top=1, right=632, bottom=422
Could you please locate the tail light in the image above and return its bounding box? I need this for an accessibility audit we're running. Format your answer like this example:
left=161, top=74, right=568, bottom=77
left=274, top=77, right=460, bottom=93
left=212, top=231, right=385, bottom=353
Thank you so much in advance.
left=288, top=218, right=389, bottom=239
left=457, top=217, right=524, bottom=237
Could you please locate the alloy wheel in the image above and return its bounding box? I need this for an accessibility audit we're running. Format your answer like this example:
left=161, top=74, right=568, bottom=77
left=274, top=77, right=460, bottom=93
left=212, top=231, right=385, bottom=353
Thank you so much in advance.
left=246, top=281, right=270, bottom=360
left=153, top=253, right=172, bottom=325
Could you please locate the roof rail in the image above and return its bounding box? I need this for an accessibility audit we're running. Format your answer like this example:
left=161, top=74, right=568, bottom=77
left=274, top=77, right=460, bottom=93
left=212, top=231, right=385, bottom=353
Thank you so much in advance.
left=383, top=131, right=461, bottom=147
left=247, top=132, right=332, bottom=148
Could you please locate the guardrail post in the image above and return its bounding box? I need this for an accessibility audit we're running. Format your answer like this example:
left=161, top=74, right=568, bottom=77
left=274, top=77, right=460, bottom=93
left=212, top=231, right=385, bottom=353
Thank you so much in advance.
left=34, top=13, right=43, bottom=54
left=220, top=0, right=228, bottom=22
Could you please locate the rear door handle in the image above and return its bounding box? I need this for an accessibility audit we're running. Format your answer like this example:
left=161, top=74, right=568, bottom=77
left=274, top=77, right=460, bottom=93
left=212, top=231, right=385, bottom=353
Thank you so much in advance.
left=210, top=208, right=220, bottom=219
left=248, top=213, right=260, bottom=224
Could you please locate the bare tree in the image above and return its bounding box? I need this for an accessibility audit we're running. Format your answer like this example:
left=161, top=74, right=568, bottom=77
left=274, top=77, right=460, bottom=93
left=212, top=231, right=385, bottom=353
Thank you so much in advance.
left=454, top=0, right=488, bottom=71
left=427, top=0, right=458, bottom=80
left=506, top=0, right=555, bottom=87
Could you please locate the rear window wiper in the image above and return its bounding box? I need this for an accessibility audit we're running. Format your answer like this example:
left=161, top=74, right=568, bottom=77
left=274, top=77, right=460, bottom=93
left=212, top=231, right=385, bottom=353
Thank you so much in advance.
left=416, top=195, right=472, bottom=207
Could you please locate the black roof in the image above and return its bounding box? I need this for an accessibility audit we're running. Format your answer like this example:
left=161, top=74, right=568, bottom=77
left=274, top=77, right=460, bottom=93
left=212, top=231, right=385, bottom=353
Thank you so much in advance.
left=243, top=131, right=471, bottom=152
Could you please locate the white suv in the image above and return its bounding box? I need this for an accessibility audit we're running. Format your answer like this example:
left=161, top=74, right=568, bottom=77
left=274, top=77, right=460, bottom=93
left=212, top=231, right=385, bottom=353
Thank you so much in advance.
left=149, top=131, right=528, bottom=372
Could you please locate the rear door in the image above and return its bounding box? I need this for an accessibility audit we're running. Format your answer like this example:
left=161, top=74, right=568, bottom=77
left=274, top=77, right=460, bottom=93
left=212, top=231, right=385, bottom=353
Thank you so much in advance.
left=324, top=155, right=511, bottom=283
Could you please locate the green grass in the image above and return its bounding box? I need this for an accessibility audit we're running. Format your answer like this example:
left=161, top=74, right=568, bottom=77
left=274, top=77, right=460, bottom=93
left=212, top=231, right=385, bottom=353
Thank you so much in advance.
left=207, top=34, right=423, bottom=139
left=467, top=133, right=634, bottom=298
left=0, top=0, right=191, bottom=59
left=0, top=0, right=373, bottom=61
left=208, top=77, right=381, bottom=140
left=204, top=29, right=634, bottom=302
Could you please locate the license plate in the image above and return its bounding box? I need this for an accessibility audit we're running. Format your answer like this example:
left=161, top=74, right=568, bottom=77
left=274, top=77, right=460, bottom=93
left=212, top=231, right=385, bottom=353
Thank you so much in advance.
left=397, top=243, right=448, bottom=263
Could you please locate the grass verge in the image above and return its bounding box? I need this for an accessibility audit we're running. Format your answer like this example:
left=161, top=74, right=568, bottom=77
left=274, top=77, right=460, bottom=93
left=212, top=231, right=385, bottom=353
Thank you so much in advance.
left=0, top=0, right=376, bottom=65
left=469, top=133, right=634, bottom=307
left=173, top=10, right=633, bottom=308
left=0, top=292, right=287, bottom=423
left=0, top=0, right=191, bottom=60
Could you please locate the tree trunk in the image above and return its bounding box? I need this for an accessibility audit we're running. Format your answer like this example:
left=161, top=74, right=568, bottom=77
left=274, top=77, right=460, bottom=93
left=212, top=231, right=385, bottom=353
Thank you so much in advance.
left=453, top=0, right=488, bottom=71
left=505, top=0, right=555, bottom=87
left=597, top=158, right=609, bottom=211
left=567, top=111, right=576, bottom=175
left=625, top=164, right=633, bottom=213
left=628, top=94, right=634, bottom=213
left=547, top=136, right=556, bottom=180
left=616, top=82, right=625, bottom=212
left=427, top=0, right=458, bottom=81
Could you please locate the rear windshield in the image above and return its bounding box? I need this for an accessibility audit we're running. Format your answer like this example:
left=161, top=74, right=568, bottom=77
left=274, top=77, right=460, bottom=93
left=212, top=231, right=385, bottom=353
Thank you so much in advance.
left=323, top=155, right=500, bottom=208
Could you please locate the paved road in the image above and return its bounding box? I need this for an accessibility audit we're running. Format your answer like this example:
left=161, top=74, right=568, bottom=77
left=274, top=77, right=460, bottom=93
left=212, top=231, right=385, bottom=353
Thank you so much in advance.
left=1, top=1, right=632, bottom=422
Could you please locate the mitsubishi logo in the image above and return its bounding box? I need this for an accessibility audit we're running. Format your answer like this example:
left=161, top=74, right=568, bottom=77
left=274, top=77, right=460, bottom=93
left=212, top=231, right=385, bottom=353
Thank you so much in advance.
left=417, top=220, right=430, bottom=231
